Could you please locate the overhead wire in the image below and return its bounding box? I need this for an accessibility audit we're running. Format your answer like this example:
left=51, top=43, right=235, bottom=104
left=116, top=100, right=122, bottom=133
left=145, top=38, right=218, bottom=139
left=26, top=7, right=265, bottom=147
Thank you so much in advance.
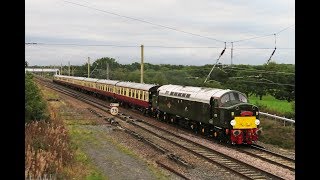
left=29, top=2, right=295, bottom=73
left=228, top=24, right=294, bottom=65
left=229, top=24, right=294, bottom=43
left=62, top=0, right=225, bottom=43
left=223, top=66, right=295, bottom=75
left=25, top=42, right=294, bottom=49
left=233, top=80, right=295, bottom=87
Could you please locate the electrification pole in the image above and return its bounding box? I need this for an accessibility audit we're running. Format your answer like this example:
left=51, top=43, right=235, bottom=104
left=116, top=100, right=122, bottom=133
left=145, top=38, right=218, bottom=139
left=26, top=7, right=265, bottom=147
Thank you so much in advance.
left=106, top=62, right=109, bottom=80
left=68, top=61, right=70, bottom=76
left=88, top=57, right=90, bottom=78
left=140, top=44, right=144, bottom=83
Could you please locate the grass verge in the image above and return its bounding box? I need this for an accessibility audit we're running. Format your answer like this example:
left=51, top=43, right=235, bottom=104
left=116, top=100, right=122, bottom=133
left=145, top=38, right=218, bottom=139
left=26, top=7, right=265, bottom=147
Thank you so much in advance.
left=259, top=118, right=295, bottom=149
left=249, top=94, right=295, bottom=118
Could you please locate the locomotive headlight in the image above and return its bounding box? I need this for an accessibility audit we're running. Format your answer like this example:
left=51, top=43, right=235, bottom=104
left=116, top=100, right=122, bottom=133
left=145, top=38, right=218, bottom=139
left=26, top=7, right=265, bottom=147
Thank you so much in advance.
left=255, top=119, right=260, bottom=125
left=231, top=112, right=234, bottom=116
left=230, top=120, right=236, bottom=126
left=256, top=111, right=259, bottom=115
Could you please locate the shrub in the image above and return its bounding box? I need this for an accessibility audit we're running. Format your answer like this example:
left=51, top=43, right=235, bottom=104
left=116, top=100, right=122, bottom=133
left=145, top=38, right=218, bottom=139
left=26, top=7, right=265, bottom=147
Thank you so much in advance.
left=25, top=73, right=48, bottom=123
left=25, top=119, right=73, bottom=178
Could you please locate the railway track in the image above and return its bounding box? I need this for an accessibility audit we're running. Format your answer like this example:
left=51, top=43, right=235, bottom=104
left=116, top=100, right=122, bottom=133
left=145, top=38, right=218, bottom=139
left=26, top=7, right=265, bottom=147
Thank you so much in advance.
left=235, top=145, right=295, bottom=171
left=35, top=76, right=292, bottom=179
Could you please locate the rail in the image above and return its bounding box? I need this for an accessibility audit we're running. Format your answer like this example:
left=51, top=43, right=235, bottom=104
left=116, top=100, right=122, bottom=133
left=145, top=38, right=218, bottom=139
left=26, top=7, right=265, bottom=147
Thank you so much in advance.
left=260, top=112, right=295, bottom=126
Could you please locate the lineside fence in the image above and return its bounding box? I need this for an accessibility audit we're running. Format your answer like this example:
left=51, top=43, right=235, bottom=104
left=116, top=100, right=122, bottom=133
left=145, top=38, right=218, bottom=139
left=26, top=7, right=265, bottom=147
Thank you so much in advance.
left=260, top=112, right=295, bottom=126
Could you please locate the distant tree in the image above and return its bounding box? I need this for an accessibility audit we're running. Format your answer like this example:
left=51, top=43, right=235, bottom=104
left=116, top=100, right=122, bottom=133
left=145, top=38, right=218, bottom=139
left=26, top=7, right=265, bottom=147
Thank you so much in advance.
left=25, top=61, right=28, bottom=67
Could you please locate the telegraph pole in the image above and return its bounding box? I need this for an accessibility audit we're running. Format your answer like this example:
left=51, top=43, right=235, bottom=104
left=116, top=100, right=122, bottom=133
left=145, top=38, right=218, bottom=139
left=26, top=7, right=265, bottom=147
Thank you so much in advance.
left=140, top=44, right=144, bottom=83
left=106, top=62, right=109, bottom=80
left=88, top=57, right=90, bottom=78
left=231, top=42, right=233, bottom=66
left=68, top=61, right=70, bottom=76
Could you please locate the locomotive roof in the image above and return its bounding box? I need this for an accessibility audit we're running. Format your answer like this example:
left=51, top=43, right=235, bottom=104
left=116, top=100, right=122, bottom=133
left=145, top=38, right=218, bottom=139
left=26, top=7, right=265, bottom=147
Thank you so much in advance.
left=116, top=81, right=159, bottom=91
left=157, top=84, right=233, bottom=104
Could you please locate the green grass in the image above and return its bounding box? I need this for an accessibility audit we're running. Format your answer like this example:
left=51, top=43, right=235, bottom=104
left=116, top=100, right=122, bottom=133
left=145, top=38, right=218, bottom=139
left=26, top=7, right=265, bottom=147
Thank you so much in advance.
left=86, top=171, right=106, bottom=180
left=249, top=95, right=294, bottom=117
left=259, top=118, right=295, bottom=149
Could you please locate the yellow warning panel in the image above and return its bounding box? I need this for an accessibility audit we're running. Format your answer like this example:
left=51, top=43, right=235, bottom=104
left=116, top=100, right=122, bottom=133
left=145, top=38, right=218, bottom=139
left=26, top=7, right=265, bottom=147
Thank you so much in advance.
left=233, top=116, right=257, bottom=129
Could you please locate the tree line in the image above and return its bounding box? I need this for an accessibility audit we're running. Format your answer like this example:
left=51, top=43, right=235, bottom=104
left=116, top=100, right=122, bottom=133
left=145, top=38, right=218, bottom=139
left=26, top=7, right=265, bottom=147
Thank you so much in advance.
left=27, top=57, right=295, bottom=102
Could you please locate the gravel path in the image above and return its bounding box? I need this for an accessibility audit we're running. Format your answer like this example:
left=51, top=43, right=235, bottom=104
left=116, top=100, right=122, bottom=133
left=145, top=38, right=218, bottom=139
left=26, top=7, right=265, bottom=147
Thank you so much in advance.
left=77, top=125, right=159, bottom=180
left=55, top=92, right=174, bottom=179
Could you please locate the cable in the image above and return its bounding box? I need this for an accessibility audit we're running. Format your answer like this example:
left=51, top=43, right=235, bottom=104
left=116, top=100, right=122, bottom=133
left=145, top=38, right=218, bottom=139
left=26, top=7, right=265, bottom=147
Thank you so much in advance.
left=62, top=0, right=225, bottom=43
left=233, top=80, right=295, bottom=87
left=230, top=24, right=294, bottom=43
left=275, top=24, right=295, bottom=34
left=223, top=66, right=295, bottom=75
left=25, top=42, right=294, bottom=49
left=25, top=42, right=138, bottom=47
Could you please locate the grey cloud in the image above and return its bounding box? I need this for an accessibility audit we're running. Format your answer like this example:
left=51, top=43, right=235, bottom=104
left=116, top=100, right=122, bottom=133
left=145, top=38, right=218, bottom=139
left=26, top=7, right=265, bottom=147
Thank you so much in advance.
left=26, top=0, right=294, bottom=66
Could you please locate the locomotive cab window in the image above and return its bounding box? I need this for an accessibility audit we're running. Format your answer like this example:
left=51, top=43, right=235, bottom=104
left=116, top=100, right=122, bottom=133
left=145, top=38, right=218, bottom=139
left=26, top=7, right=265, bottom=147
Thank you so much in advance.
left=220, top=92, right=248, bottom=107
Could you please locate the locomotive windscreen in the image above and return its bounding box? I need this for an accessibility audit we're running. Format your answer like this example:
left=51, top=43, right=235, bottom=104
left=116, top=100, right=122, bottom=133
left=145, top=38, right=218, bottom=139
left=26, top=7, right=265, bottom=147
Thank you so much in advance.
left=219, top=92, right=248, bottom=107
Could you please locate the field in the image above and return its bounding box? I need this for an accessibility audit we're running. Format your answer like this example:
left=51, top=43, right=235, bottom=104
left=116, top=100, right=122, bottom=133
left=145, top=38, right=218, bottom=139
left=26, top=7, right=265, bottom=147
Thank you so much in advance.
left=249, top=95, right=294, bottom=117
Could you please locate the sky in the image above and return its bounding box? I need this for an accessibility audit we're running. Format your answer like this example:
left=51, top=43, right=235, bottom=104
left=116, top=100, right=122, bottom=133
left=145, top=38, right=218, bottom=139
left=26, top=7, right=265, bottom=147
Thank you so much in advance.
left=25, top=0, right=295, bottom=66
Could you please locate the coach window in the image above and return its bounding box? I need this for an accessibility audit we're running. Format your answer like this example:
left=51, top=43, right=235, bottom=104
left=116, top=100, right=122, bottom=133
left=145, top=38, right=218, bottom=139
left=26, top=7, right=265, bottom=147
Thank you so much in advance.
left=140, top=91, right=143, bottom=99
left=129, top=90, right=131, bottom=97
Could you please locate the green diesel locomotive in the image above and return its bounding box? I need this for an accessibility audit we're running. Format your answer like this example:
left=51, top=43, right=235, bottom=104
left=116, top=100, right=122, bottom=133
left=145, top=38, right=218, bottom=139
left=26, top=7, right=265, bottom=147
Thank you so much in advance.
left=152, top=85, right=260, bottom=144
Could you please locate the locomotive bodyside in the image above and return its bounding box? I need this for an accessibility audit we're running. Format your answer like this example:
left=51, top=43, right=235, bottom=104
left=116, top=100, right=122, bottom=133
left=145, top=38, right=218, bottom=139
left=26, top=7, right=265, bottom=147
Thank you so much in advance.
left=153, top=84, right=260, bottom=144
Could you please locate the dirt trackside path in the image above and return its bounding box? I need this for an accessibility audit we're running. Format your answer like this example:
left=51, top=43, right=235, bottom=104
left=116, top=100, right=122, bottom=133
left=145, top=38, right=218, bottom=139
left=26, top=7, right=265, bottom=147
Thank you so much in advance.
left=42, top=85, right=177, bottom=180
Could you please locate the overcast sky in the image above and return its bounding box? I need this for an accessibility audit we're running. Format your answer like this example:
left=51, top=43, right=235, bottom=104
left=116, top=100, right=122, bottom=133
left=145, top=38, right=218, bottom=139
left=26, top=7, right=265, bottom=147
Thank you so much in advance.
left=25, top=0, right=295, bottom=66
